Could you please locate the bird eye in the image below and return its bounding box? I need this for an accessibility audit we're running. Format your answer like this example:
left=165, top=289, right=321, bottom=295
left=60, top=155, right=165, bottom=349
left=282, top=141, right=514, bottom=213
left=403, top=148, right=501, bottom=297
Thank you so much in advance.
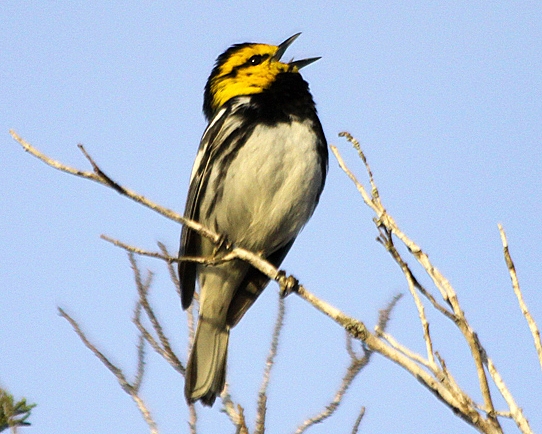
left=248, top=55, right=263, bottom=66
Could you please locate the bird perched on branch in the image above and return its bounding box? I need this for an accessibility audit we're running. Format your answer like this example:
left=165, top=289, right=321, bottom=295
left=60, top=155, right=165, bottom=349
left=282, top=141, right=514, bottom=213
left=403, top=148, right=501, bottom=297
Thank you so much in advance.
left=179, top=33, right=328, bottom=406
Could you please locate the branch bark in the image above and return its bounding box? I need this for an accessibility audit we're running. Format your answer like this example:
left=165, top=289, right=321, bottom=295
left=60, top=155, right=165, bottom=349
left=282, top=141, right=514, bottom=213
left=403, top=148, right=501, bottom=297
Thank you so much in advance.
left=11, top=130, right=536, bottom=433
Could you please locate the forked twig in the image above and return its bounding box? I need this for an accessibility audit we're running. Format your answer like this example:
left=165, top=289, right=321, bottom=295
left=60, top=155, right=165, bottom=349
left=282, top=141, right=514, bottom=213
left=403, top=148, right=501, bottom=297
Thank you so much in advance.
left=295, top=295, right=400, bottom=433
left=129, top=254, right=185, bottom=374
left=58, top=308, right=158, bottom=434
left=377, top=227, right=435, bottom=365
left=332, top=132, right=535, bottom=433
left=12, top=131, right=537, bottom=433
left=9, top=129, right=219, bottom=244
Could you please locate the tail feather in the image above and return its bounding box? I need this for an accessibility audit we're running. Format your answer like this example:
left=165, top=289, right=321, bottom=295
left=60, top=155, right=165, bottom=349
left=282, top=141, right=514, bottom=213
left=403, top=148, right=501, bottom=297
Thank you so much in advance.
left=185, top=318, right=229, bottom=406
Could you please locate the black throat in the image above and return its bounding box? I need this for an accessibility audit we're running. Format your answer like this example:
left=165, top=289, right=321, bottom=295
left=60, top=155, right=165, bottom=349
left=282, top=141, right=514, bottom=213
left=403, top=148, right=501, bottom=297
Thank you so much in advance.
left=246, top=72, right=318, bottom=125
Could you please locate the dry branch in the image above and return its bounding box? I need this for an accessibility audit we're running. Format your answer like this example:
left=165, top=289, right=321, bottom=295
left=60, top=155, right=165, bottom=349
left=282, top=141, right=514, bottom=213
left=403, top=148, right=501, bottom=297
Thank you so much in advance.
left=351, top=407, right=366, bottom=434
left=295, top=295, right=398, bottom=433
left=58, top=308, right=158, bottom=434
left=12, top=130, right=537, bottom=433
left=255, top=296, right=286, bottom=434
left=498, top=224, right=542, bottom=371
left=9, top=129, right=219, bottom=244
left=332, top=133, right=535, bottom=433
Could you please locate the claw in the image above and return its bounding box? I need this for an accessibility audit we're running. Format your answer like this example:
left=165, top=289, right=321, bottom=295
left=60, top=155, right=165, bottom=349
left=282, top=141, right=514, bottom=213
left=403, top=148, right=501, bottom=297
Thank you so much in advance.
left=277, top=271, right=299, bottom=298
left=212, top=234, right=232, bottom=257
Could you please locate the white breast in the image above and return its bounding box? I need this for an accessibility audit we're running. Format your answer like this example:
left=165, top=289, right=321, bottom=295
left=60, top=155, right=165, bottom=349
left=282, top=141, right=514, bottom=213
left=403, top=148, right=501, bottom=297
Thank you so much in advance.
left=209, top=120, right=323, bottom=253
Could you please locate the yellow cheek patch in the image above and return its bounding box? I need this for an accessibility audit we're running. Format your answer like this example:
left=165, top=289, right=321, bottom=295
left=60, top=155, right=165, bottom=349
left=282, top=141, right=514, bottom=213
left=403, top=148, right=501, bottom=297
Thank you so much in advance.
left=217, top=44, right=277, bottom=76
left=210, top=44, right=292, bottom=112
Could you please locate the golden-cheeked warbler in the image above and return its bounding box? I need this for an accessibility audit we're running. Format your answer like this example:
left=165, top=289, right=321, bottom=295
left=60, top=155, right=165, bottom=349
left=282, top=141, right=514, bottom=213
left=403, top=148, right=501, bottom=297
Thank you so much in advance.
left=179, top=33, right=328, bottom=406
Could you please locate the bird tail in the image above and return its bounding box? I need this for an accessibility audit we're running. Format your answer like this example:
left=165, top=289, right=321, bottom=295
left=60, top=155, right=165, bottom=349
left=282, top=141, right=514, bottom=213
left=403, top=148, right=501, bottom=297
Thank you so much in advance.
left=185, top=317, right=229, bottom=406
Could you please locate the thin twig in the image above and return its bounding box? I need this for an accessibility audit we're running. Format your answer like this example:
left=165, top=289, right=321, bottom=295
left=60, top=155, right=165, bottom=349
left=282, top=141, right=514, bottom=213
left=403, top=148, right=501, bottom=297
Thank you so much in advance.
left=294, top=349, right=369, bottom=434
left=77, top=143, right=125, bottom=194
left=133, top=303, right=173, bottom=371
left=157, top=242, right=184, bottom=303
left=485, top=357, right=532, bottom=433
left=255, top=295, right=286, bottom=434
left=58, top=308, right=158, bottom=433
left=434, top=352, right=466, bottom=404
left=133, top=333, right=146, bottom=393
left=103, top=235, right=176, bottom=262
left=345, top=329, right=357, bottom=360
left=295, top=295, right=399, bottom=433
left=498, top=224, right=542, bottom=371
left=157, top=244, right=198, bottom=431
left=333, top=136, right=507, bottom=433
left=220, top=384, right=249, bottom=433
left=129, top=254, right=185, bottom=374
left=187, top=403, right=197, bottom=434
left=10, top=129, right=220, bottom=244
left=339, top=132, right=379, bottom=202
left=375, top=330, right=432, bottom=369
left=351, top=407, right=366, bottom=434
left=377, top=227, right=435, bottom=365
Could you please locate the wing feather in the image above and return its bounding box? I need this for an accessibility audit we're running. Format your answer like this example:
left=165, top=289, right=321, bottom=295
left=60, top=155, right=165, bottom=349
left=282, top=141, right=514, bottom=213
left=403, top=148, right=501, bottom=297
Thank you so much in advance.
left=178, top=100, right=252, bottom=309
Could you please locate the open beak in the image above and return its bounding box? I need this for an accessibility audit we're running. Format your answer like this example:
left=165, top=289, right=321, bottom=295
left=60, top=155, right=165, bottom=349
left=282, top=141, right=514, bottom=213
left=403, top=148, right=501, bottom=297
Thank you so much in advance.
left=274, top=33, right=321, bottom=69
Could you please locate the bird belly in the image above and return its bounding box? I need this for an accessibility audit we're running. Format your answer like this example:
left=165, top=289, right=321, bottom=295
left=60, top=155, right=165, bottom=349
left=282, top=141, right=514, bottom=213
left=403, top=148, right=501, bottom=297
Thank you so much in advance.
left=204, top=120, right=323, bottom=253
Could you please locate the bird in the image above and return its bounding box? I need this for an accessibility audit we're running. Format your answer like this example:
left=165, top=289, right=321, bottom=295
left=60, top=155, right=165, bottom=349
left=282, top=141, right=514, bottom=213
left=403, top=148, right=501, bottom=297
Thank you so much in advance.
left=179, top=33, right=328, bottom=406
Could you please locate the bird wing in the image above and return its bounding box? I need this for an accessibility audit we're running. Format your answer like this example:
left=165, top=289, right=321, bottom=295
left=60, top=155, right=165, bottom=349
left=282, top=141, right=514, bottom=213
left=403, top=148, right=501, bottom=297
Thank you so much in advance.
left=179, top=100, right=253, bottom=309
left=226, top=238, right=295, bottom=327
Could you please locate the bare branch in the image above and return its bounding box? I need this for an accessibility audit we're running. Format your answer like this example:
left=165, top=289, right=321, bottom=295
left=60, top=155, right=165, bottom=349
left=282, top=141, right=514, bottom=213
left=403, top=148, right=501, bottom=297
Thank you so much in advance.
left=331, top=134, right=529, bottom=433
left=351, top=407, right=366, bottom=434
left=220, top=384, right=249, bottom=433
left=296, top=295, right=399, bottom=433
left=331, top=137, right=455, bottom=305
left=15, top=131, right=535, bottom=432
left=128, top=254, right=185, bottom=375
left=133, top=333, right=146, bottom=393
left=9, top=130, right=220, bottom=244
left=371, top=207, right=502, bottom=428
left=255, top=295, right=286, bottom=434
left=498, top=224, right=542, bottom=370
left=58, top=308, right=158, bottom=433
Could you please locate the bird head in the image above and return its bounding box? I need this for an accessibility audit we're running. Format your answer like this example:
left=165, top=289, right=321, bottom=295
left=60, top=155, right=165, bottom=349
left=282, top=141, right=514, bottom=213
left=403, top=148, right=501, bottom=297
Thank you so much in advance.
left=203, top=33, right=320, bottom=119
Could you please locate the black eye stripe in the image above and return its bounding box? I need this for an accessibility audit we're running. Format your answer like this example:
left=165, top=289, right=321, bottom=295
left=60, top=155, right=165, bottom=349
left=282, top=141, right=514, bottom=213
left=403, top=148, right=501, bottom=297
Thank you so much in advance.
left=244, top=53, right=269, bottom=68
left=224, top=53, right=271, bottom=78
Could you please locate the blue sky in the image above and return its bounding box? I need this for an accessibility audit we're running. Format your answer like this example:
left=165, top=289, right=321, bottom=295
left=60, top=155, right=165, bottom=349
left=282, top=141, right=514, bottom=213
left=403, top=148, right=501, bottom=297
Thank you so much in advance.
left=2, top=1, right=541, bottom=433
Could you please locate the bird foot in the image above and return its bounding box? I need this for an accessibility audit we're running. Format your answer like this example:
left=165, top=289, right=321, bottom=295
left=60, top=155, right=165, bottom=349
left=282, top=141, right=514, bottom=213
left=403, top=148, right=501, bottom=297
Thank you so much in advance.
left=278, top=271, right=299, bottom=298
left=212, top=234, right=232, bottom=257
